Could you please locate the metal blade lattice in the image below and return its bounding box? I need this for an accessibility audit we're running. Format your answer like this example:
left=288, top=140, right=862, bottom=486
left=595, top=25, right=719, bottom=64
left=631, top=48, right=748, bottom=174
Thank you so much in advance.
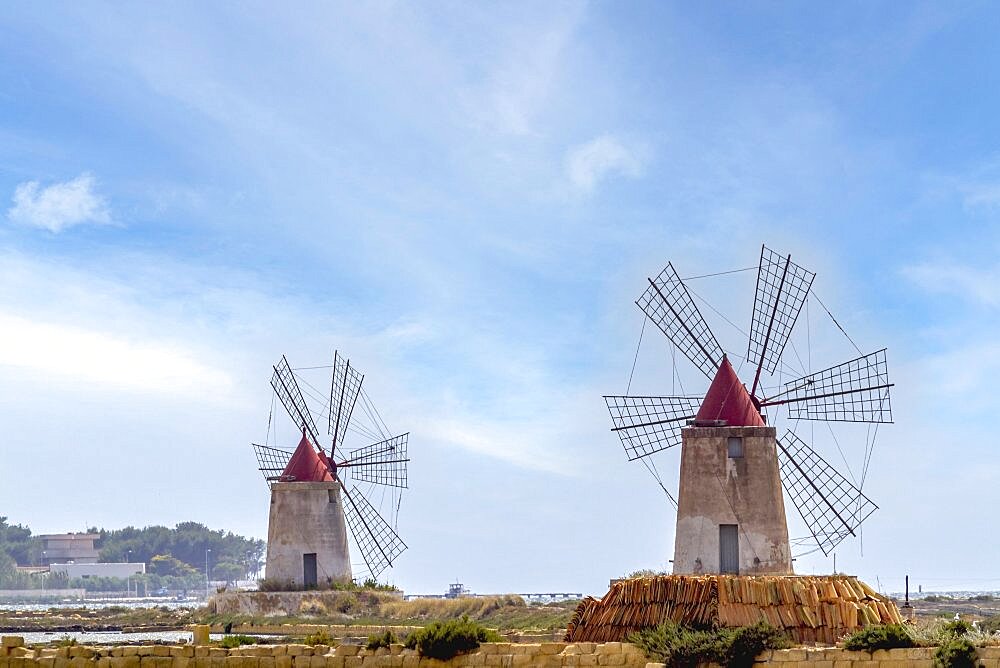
left=329, top=351, right=364, bottom=455
left=636, top=263, right=725, bottom=380
left=271, top=356, right=321, bottom=449
left=344, top=434, right=409, bottom=488
left=748, top=246, right=816, bottom=384
left=605, top=395, right=702, bottom=461
left=777, top=430, right=878, bottom=556
left=762, top=349, right=893, bottom=423
left=342, top=486, right=407, bottom=578
left=252, top=443, right=293, bottom=488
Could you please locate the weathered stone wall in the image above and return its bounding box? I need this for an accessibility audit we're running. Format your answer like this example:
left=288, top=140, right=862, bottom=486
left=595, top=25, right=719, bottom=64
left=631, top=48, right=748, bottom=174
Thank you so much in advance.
left=7, top=637, right=1000, bottom=668
left=673, top=426, right=791, bottom=576
left=266, top=482, right=352, bottom=587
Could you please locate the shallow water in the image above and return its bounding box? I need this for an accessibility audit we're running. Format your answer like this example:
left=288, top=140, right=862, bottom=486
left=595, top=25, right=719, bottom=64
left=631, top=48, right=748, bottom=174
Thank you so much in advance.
left=15, top=631, right=281, bottom=645
left=15, top=630, right=195, bottom=644
left=0, top=599, right=198, bottom=612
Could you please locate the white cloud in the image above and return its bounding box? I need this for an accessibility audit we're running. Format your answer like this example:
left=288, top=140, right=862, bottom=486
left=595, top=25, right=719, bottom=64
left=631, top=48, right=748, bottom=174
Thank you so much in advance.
left=0, top=312, right=232, bottom=396
left=901, top=261, right=1000, bottom=308
left=961, top=181, right=1000, bottom=210
left=565, top=135, right=646, bottom=192
left=7, top=173, right=111, bottom=232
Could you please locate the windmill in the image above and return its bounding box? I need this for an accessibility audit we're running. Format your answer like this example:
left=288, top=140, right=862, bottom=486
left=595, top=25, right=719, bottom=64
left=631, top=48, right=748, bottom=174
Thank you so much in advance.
left=251, top=351, right=409, bottom=586
left=606, top=245, right=891, bottom=574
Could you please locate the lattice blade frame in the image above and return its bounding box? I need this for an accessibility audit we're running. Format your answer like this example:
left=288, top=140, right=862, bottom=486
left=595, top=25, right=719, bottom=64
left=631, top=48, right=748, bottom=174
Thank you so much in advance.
left=777, top=430, right=878, bottom=556
left=605, top=395, right=702, bottom=461
left=271, top=356, right=321, bottom=449
left=342, top=485, right=407, bottom=578
left=329, top=351, right=364, bottom=455
left=636, top=263, right=725, bottom=380
left=252, top=443, right=293, bottom=489
left=748, top=246, right=816, bottom=387
left=343, top=433, right=408, bottom=488
left=761, top=349, right=893, bottom=423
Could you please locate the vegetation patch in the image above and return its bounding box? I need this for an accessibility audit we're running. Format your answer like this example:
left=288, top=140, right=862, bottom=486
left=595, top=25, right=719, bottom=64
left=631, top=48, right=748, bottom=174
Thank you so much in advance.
left=303, top=630, right=337, bottom=646
left=404, top=616, right=503, bottom=660
left=628, top=621, right=790, bottom=668
left=934, top=637, right=979, bottom=668
left=366, top=630, right=398, bottom=650
left=842, top=624, right=916, bottom=651
left=219, top=635, right=261, bottom=649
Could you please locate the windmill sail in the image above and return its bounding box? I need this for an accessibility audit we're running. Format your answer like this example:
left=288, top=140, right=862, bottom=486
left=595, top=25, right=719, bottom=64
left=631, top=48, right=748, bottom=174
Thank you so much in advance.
left=605, top=395, right=702, bottom=460
left=760, top=349, right=893, bottom=423
left=329, top=351, right=364, bottom=455
left=748, top=246, right=816, bottom=396
left=636, top=263, right=725, bottom=380
left=342, top=434, right=409, bottom=488
left=342, top=485, right=407, bottom=578
left=252, top=443, right=293, bottom=488
left=776, top=430, right=878, bottom=556
left=271, top=356, right=322, bottom=449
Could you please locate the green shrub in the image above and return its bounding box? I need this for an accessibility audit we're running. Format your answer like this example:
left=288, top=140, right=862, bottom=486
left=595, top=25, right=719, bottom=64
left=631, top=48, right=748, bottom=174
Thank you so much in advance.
left=934, top=637, right=978, bottom=668
left=367, top=630, right=397, bottom=650
left=942, top=620, right=973, bottom=637
left=978, top=616, right=1000, bottom=634
left=724, top=623, right=792, bottom=668
left=303, top=630, right=337, bottom=646
left=404, top=616, right=503, bottom=660
left=843, top=624, right=916, bottom=651
left=628, top=621, right=789, bottom=668
left=219, top=635, right=260, bottom=648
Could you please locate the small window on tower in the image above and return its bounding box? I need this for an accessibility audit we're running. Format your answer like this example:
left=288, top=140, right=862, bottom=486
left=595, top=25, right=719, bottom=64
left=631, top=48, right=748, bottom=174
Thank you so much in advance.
left=328, top=490, right=337, bottom=504
left=727, top=437, right=744, bottom=458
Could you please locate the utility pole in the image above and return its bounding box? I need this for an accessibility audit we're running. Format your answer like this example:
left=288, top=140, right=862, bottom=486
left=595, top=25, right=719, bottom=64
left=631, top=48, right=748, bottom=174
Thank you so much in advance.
left=205, top=548, right=212, bottom=599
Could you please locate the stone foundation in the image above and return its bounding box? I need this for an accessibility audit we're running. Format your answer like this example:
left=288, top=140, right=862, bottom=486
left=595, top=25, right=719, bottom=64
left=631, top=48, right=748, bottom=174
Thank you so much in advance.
left=5, top=637, right=1000, bottom=668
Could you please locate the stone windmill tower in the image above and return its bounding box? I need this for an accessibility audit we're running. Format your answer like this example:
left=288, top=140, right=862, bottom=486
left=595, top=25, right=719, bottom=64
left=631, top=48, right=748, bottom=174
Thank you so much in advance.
left=252, top=352, right=409, bottom=586
left=606, top=246, right=893, bottom=575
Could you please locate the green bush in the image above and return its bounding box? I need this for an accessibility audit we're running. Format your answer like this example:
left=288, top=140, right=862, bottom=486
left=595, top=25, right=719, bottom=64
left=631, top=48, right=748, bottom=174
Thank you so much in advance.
left=367, top=630, right=397, bottom=650
left=404, top=616, right=503, bottom=660
left=843, top=624, right=916, bottom=651
left=942, top=620, right=973, bottom=637
left=303, top=630, right=336, bottom=646
left=725, top=623, right=792, bottom=668
left=934, top=637, right=978, bottom=668
left=219, top=635, right=260, bottom=648
left=978, top=616, right=1000, bottom=634
left=628, top=621, right=789, bottom=668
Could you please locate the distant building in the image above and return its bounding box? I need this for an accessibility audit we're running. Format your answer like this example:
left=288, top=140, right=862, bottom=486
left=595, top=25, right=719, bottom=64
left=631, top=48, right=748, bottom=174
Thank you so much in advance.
left=38, top=533, right=100, bottom=565
left=49, top=562, right=145, bottom=579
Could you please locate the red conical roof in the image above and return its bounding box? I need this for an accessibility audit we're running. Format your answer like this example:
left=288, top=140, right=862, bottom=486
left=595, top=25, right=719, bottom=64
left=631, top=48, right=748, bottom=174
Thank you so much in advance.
left=696, top=356, right=765, bottom=427
left=281, top=432, right=333, bottom=482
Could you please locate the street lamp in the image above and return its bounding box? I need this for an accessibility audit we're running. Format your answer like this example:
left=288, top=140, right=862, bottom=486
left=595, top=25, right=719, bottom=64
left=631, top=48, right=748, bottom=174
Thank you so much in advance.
left=205, top=549, right=212, bottom=599
left=126, top=550, right=132, bottom=599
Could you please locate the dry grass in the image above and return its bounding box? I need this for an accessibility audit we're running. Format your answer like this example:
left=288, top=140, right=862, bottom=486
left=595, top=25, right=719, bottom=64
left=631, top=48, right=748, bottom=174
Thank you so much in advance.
left=380, top=596, right=525, bottom=621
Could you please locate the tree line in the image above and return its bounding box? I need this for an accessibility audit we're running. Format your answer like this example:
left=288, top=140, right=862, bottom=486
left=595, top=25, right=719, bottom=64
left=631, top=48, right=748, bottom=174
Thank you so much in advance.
left=0, top=517, right=264, bottom=590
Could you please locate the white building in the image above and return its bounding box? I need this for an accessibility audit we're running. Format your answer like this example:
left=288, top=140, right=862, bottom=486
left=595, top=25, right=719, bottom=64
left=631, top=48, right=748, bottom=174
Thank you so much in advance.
left=49, top=562, right=145, bottom=579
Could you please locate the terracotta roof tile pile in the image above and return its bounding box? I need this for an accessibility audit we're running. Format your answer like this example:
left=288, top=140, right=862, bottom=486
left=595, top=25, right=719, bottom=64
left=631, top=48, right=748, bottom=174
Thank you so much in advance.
left=564, top=575, right=901, bottom=645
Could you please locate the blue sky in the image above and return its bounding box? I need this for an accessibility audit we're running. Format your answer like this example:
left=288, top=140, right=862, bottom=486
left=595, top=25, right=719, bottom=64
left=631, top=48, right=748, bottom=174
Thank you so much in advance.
left=2, top=2, right=1000, bottom=596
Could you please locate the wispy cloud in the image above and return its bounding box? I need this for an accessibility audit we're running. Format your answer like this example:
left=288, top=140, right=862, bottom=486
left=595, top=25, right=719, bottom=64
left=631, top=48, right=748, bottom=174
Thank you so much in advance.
left=565, top=135, right=646, bottom=192
left=0, top=312, right=232, bottom=396
left=7, top=173, right=111, bottom=233
left=901, top=260, right=1000, bottom=308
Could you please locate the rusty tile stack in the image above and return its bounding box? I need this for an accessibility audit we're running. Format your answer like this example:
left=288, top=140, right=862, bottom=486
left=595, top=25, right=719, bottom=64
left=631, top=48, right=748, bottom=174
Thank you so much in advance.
left=565, top=575, right=901, bottom=645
